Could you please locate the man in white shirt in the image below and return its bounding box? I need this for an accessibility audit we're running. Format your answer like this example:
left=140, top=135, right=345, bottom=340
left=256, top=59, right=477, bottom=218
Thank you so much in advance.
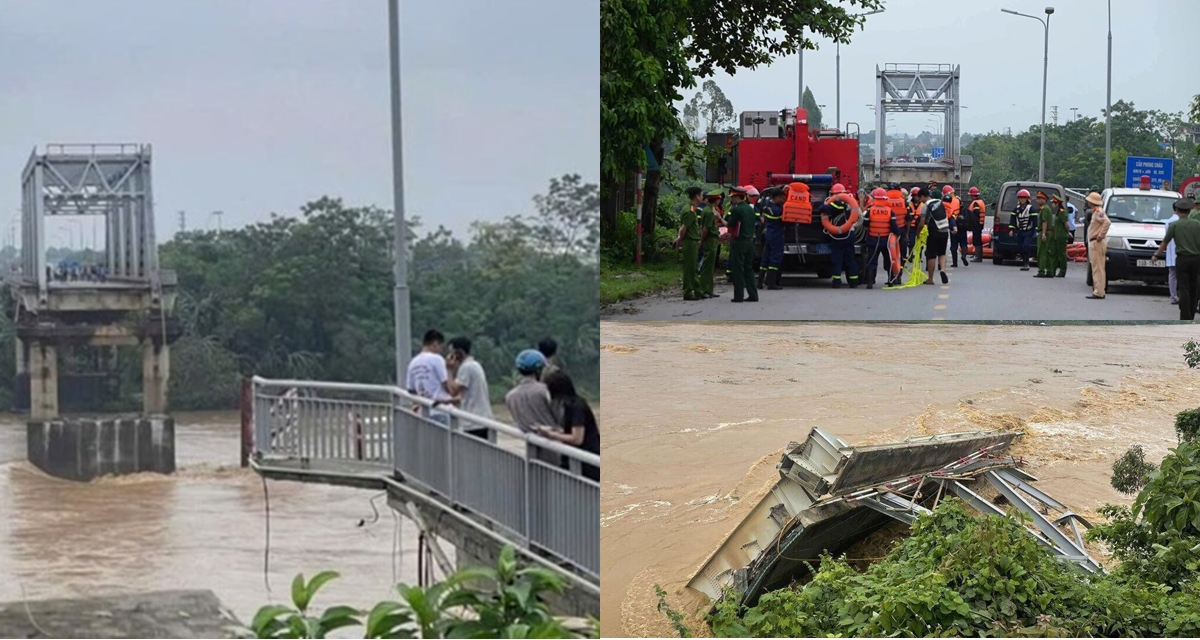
left=1168, top=211, right=1181, bottom=304
left=405, top=329, right=454, bottom=425
left=446, top=336, right=494, bottom=442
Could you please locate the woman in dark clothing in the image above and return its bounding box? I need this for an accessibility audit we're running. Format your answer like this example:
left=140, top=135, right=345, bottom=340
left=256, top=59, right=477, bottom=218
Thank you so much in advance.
left=538, top=371, right=600, bottom=482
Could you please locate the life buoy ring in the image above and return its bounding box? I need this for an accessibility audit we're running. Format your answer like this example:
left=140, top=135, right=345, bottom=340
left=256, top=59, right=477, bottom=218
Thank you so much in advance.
left=821, top=194, right=861, bottom=236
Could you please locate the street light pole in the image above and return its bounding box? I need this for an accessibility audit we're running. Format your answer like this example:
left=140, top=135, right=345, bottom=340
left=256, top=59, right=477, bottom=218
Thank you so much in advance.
left=1001, top=7, right=1053, bottom=181
left=836, top=9, right=884, bottom=133
left=1105, top=0, right=1112, bottom=189
left=388, top=0, right=412, bottom=384
left=798, top=26, right=804, bottom=109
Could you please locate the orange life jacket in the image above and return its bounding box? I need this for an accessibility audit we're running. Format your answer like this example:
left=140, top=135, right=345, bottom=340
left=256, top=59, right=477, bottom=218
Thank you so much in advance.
left=969, top=198, right=987, bottom=225
left=945, top=196, right=962, bottom=219
left=867, top=202, right=893, bottom=237
left=887, top=189, right=907, bottom=229
left=781, top=183, right=813, bottom=224
left=908, top=201, right=920, bottom=228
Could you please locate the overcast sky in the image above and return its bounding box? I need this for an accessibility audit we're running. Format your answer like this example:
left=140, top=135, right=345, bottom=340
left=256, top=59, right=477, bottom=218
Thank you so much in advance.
left=0, top=0, right=598, bottom=247
left=690, top=0, right=1193, bottom=138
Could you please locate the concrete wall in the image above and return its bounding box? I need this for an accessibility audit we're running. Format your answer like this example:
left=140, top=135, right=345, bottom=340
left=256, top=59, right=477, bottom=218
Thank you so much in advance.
left=27, top=416, right=175, bottom=481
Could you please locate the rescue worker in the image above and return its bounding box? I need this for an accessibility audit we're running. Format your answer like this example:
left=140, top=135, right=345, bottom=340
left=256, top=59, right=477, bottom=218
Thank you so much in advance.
left=818, top=183, right=860, bottom=288
left=673, top=187, right=704, bottom=300
left=863, top=187, right=895, bottom=289
left=1008, top=189, right=1038, bottom=271
left=919, top=188, right=954, bottom=284
left=1152, top=199, right=1200, bottom=319
left=886, top=183, right=910, bottom=265
left=1035, top=193, right=1054, bottom=278
left=1085, top=191, right=1110, bottom=299
left=943, top=185, right=968, bottom=267
left=725, top=187, right=758, bottom=303
left=697, top=189, right=724, bottom=298
left=967, top=186, right=987, bottom=261
left=906, top=187, right=922, bottom=262
left=760, top=188, right=787, bottom=290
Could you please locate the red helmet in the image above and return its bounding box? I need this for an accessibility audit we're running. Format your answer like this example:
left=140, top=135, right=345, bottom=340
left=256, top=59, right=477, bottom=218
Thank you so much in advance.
left=1017, top=189, right=1031, bottom=198
left=942, top=185, right=954, bottom=195
left=831, top=183, right=846, bottom=195
left=871, top=187, right=888, bottom=199
left=967, top=186, right=980, bottom=196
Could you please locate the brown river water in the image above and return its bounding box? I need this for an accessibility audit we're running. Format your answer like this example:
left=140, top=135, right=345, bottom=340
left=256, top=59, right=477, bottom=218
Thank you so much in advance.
left=0, top=411, right=419, bottom=626
left=599, top=322, right=1200, bottom=637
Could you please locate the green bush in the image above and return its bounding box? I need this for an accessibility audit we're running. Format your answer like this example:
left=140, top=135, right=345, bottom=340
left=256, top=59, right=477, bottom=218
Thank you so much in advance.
left=1175, top=408, right=1200, bottom=444
left=1111, top=444, right=1157, bottom=494
left=247, top=546, right=592, bottom=639
left=1133, top=441, right=1200, bottom=537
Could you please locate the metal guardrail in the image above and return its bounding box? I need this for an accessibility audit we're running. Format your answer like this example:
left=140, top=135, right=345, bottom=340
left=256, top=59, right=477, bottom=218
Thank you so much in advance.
left=250, top=376, right=599, bottom=581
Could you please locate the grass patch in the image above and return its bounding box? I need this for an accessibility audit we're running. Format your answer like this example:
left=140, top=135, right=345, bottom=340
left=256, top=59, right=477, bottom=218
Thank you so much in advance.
left=600, top=259, right=680, bottom=304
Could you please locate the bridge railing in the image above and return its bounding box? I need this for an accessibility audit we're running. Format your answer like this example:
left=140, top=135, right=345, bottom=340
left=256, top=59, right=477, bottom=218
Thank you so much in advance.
left=249, top=376, right=600, bottom=582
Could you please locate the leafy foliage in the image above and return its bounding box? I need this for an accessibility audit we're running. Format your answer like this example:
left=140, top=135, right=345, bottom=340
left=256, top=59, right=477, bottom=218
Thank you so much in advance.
left=681, top=80, right=735, bottom=139
left=1112, top=444, right=1157, bottom=494
left=1185, top=339, right=1200, bottom=369
left=654, top=585, right=692, bottom=638
left=962, top=99, right=1199, bottom=201
left=708, top=498, right=1200, bottom=638
left=155, top=176, right=599, bottom=408
left=1133, top=441, right=1200, bottom=538
left=1176, top=408, right=1200, bottom=444
left=600, top=0, right=880, bottom=182
left=801, top=86, right=823, bottom=130
left=247, top=546, right=590, bottom=639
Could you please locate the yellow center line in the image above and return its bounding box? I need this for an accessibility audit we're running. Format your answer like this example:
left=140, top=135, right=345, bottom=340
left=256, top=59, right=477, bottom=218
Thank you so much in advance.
left=934, top=304, right=947, bottom=310
left=940, top=285, right=950, bottom=290
left=938, top=294, right=949, bottom=299
left=932, top=317, right=945, bottom=321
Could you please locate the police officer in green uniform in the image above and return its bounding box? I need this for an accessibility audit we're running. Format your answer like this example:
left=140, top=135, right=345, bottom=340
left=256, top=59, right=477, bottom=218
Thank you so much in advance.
left=698, top=189, right=724, bottom=298
left=1153, top=198, right=1200, bottom=320
left=725, top=187, right=758, bottom=303
left=1049, top=195, right=1070, bottom=277
left=674, top=187, right=704, bottom=300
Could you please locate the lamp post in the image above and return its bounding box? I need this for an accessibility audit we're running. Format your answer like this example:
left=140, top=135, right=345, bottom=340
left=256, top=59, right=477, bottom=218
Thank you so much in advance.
left=388, top=0, right=412, bottom=383
left=836, top=8, right=885, bottom=132
left=1104, top=0, right=1112, bottom=189
left=1001, top=6, right=1054, bottom=181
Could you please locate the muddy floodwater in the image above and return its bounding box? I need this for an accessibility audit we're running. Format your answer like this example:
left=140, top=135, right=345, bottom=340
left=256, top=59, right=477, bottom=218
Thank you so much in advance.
left=0, top=411, right=419, bottom=626
left=599, top=322, right=1200, bottom=637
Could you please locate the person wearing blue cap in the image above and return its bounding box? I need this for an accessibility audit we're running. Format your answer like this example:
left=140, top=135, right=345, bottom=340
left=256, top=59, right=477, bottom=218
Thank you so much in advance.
left=506, top=349, right=563, bottom=465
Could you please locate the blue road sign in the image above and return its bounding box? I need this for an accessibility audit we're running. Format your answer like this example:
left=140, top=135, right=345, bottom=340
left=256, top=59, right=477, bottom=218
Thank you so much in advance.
left=1125, top=156, right=1173, bottom=189
left=931, top=147, right=945, bottom=159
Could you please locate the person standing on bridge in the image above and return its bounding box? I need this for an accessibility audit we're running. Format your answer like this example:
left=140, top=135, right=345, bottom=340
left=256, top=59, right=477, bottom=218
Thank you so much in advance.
left=725, top=187, right=759, bottom=303
left=1166, top=205, right=1181, bottom=305
left=760, top=188, right=787, bottom=290
left=819, top=183, right=861, bottom=289
left=538, top=370, right=600, bottom=482
left=406, top=330, right=454, bottom=425
left=1152, top=199, right=1200, bottom=319
left=506, top=349, right=562, bottom=465
left=1009, top=189, right=1038, bottom=272
left=1048, top=195, right=1071, bottom=277
left=673, top=187, right=704, bottom=301
left=967, top=187, right=987, bottom=262
left=1085, top=191, right=1111, bottom=300
left=886, top=184, right=909, bottom=263
left=446, top=336, right=493, bottom=442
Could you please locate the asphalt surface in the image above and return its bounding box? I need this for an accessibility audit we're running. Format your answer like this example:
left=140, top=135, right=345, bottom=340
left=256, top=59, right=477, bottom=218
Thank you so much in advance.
left=604, top=256, right=1183, bottom=321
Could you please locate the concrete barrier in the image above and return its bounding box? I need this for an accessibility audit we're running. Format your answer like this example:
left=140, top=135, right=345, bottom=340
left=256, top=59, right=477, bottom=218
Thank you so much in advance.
left=27, top=416, right=175, bottom=481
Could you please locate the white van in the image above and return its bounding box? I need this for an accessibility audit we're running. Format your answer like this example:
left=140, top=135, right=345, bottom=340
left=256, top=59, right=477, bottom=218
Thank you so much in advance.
left=1085, top=187, right=1184, bottom=289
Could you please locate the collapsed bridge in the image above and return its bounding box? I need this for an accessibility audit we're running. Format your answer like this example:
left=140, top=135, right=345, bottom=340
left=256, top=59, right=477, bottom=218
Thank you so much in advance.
left=688, top=428, right=1099, bottom=608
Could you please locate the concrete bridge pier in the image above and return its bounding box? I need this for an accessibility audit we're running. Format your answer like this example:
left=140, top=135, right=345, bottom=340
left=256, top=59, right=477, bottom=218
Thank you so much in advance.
left=142, top=340, right=170, bottom=415
left=28, top=340, right=58, bottom=420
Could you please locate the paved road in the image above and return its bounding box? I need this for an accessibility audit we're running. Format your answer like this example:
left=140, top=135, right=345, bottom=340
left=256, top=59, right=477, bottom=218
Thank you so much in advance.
left=604, top=258, right=1182, bottom=321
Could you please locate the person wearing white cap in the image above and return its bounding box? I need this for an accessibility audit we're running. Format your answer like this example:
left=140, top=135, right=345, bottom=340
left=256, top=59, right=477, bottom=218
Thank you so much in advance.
left=1085, top=191, right=1110, bottom=299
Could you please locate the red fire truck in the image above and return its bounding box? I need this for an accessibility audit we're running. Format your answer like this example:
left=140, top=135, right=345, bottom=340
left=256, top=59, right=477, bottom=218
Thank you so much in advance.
left=707, top=108, right=863, bottom=279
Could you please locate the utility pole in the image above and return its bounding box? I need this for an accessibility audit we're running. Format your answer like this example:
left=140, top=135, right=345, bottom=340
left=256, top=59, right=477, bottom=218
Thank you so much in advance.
left=797, top=26, right=803, bottom=109
left=1051, top=105, right=1058, bottom=126
left=1105, top=0, right=1113, bottom=189
left=1070, top=107, right=1078, bottom=122
left=1002, top=7, right=1053, bottom=182
left=388, top=0, right=412, bottom=384
left=178, top=210, right=186, bottom=234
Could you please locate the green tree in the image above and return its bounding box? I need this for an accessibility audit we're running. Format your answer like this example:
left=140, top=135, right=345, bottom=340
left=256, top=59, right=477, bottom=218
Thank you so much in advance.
left=681, top=79, right=737, bottom=139
left=801, top=86, right=823, bottom=130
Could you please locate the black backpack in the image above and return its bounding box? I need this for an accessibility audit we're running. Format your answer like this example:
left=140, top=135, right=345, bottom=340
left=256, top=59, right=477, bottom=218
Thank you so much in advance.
left=927, top=200, right=949, bottom=233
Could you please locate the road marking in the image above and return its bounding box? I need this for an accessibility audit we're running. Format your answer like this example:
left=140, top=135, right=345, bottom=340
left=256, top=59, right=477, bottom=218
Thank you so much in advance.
left=940, top=285, right=950, bottom=290
left=938, top=294, right=949, bottom=299
left=932, top=317, right=945, bottom=320
left=934, top=304, right=947, bottom=310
